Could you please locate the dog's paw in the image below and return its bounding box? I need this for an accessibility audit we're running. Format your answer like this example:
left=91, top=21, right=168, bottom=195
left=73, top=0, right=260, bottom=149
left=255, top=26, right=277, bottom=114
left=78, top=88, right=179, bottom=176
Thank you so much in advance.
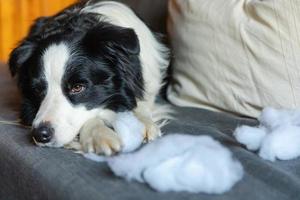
left=80, top=118, right=122, bottom=156
left=64, top=139, right=82, bottom=151
left=82, top=130, right=121, bottom=156
left=136, top=115, right=162, bottom=142
left=144, top=123, right=161, bottom=142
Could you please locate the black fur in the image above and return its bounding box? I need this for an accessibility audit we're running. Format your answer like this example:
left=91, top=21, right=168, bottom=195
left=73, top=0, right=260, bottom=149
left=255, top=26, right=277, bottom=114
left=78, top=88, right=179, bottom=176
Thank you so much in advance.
left=9, top=2, right=144, bottom=125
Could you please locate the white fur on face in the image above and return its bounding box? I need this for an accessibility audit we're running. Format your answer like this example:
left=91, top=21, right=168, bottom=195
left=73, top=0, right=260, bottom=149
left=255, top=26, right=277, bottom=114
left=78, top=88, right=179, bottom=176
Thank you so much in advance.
left=33, top=43, right=99, bottom=147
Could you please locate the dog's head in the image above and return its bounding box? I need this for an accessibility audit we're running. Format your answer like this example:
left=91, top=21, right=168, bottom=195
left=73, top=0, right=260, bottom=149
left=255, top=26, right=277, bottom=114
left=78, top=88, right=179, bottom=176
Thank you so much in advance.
left=9, top=13, right=144, bottom=147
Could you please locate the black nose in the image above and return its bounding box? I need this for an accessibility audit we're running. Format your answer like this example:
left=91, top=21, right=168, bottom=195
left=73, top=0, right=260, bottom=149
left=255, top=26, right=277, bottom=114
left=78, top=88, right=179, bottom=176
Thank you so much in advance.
left=31, top=123, right=54, bottom=143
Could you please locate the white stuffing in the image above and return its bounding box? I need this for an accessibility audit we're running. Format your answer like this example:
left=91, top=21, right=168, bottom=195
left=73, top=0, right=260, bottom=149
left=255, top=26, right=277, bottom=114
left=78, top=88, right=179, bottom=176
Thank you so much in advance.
left=258, top=125, right=300, bottom=161
left=233, top=126, right=267, bottom=151
left=259, top=107, right=300, bottom=130
left=234, top=107, right=300, bottom=161
left=85, top=135, right=243, bottom=193
left=84, top=112, right=244, bottom=194
left=112, top=112, right=145, bottom=152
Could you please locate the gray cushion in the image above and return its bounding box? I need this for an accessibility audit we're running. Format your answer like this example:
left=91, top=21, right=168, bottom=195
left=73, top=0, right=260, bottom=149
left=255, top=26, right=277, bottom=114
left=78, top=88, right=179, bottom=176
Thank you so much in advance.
left=118, top=0, right=169, bottom=33
left=1, top=63, right=300, bottom=200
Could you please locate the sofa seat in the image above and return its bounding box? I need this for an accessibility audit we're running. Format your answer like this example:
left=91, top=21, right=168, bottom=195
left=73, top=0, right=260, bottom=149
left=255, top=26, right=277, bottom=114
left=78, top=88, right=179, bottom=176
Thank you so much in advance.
left=1, top=62, right=300, bottom=200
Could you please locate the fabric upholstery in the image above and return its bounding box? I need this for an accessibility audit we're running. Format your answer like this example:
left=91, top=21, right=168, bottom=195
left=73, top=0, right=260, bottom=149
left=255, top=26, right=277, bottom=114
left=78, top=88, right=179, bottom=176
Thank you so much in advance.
left=167, top=0, right=300, bottom=118
left=119, top=0, right=169, bottom=33
left=1, top=62, right=300, bottom=200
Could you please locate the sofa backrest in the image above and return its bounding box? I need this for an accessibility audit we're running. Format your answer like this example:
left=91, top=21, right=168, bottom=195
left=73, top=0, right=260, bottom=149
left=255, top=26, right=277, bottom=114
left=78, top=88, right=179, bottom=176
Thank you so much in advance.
left=119, top=0, right=168, bottom=34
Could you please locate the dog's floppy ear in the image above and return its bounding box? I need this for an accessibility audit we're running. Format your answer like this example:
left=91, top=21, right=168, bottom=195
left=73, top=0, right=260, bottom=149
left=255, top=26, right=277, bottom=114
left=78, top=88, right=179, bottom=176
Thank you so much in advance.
left=82, top=24, right=144, bottom=111
left=111, top=27, right=140, bottom=55
left=8, top=40, right=35, bottom=77
left=83, top=24, right=140, bottom=55
left=8, top=17, right=48, bottom=77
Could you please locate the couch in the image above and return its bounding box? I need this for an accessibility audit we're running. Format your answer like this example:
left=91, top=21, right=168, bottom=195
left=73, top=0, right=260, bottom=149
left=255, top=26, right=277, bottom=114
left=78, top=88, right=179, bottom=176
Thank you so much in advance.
left=1, top=0, right=300, bottom=199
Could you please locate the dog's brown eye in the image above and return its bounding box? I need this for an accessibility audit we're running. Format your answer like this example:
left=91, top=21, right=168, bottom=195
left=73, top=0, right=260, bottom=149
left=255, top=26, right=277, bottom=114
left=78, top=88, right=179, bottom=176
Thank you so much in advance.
left=70, top=84, right=85, bottom=94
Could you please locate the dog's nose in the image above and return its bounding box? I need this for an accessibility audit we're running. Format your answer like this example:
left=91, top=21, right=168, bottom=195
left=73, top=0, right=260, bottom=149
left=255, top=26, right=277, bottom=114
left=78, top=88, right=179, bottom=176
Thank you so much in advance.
left=31, top=123, right=54, bottom=143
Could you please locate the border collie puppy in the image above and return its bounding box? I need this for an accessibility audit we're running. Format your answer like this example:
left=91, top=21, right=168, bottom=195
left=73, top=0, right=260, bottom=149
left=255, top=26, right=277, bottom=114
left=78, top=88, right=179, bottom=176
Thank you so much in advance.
left=9, top=0, right=170, bottom=155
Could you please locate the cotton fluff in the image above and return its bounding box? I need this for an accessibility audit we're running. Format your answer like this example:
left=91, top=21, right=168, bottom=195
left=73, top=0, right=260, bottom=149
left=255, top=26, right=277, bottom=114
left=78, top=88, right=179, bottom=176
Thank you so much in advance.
left=233, top=126, right=267, bottom=151
left=112, top=112, right=145, bottom=152
left=85, top=134, right=244, bottom=194
left=234, top=107, right=300, bottom=161
left=259, top=107, right=300, bottom=130
left=258, top=125, right=300, bottom=161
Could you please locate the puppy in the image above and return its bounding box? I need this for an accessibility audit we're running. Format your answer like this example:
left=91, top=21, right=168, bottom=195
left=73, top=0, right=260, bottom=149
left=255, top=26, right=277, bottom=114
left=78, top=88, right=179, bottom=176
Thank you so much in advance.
left=9, top=1, right=170, bottom=155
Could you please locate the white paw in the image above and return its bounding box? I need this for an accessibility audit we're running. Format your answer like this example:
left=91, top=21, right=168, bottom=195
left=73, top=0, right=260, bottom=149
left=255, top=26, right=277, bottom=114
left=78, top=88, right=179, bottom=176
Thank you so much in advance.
left=143, top=121, right=162, bottom=142
left=80, top=118, right=122, bottom=156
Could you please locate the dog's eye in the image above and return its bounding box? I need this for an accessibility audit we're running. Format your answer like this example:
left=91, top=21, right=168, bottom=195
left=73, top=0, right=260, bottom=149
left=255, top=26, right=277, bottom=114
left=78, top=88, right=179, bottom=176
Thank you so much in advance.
left=70, top=84, right=85, bottom=94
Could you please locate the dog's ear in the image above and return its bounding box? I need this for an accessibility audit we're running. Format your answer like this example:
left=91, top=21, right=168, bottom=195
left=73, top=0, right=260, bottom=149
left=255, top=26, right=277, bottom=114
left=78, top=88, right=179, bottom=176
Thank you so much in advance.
left=82, top=25, right=144, bottom=111
left=8, top=17, right=48, bottom=77
left=28, top=17, right=49, bottom=36
left=111, top=27, right=140, bottom=55
left=83, top=25, right=140, bottom=56
left=8, top=40, right=35, bottom=77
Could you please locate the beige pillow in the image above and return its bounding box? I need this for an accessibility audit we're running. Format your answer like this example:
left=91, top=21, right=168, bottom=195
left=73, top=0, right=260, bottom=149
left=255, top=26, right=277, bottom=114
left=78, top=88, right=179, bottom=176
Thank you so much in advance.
left=167, top=0, right=300, bottom=118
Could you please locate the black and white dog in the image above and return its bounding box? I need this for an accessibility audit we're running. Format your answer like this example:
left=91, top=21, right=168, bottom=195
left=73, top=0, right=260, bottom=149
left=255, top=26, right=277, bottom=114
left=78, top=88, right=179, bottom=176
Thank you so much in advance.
left=9, top=0, right=170, bottom=155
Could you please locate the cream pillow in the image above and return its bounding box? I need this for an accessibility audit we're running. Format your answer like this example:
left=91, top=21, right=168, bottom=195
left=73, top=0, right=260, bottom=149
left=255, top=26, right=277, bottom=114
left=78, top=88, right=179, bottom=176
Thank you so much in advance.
left=167, top=0, right=300, bottom=118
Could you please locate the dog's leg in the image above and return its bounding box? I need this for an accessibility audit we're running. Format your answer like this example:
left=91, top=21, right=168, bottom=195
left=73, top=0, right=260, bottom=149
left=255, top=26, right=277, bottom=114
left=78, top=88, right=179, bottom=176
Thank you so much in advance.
left=134, top=101, right=162, bottom=142
left=79, top=117, right=122, bottom=156
left=136, top=112, right=162, bottom=142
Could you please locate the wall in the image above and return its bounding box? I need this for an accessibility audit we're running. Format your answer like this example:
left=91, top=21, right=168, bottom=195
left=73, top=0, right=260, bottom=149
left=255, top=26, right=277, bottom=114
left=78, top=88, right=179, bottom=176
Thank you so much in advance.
left=0, top=0, right=76, bottom=62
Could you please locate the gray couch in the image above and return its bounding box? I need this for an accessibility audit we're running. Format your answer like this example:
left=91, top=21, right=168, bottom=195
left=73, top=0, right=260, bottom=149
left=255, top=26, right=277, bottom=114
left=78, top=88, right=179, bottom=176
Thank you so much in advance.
left=1, top=1, right=300, bottom=199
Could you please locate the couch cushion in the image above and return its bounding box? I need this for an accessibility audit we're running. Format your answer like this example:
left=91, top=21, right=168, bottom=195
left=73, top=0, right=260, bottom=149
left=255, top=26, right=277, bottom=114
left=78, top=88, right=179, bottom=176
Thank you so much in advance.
left=119, top=0, right=168, bottom=33
left=167, top=0, right=300, bottom=118
left=1, top=63, right=300, bottom=200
